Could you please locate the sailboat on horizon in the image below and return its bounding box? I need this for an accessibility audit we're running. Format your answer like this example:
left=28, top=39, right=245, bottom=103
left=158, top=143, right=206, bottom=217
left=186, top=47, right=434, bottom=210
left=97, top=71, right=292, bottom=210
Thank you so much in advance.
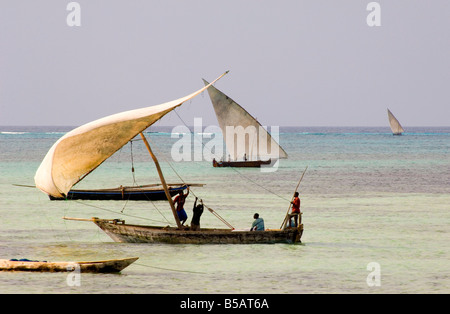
left=203, top=79, right=288, bottom=168
left=387, top=108, right=405, bottom=135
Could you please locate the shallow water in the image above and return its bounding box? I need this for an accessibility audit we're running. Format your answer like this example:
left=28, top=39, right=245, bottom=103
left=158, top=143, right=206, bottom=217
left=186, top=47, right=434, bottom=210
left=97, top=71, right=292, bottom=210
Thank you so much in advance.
left=0, top=126, right=449, bottom=293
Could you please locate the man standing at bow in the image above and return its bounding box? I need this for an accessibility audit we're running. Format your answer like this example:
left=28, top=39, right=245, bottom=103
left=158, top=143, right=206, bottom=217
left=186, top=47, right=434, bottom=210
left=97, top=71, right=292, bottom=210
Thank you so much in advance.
left=290, top=192, right=301, bottom=227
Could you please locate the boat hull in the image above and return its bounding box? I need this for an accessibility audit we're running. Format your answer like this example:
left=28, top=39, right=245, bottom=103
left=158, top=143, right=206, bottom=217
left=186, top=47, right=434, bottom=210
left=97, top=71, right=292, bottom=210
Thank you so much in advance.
left=49, top=185, right=187, bottom=201
left=213, top=159, right=272, bottom=168
left=0, top=257, right=138, bottom=273
left=94, top=219, right=303, bottom=244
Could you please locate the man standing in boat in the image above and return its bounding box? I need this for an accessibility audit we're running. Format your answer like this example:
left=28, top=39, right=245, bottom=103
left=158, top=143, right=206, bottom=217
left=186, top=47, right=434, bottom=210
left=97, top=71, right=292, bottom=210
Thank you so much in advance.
left=290, top=192, right=301, bottom=227
left=190, top=197, right=204, bottom=231
left=173, top=186, right=189, bottom=226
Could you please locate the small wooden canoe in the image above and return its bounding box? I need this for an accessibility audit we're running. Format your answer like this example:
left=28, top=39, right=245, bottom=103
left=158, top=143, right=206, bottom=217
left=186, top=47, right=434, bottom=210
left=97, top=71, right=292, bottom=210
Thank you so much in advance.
left=0, top=257, right=138, bottom=273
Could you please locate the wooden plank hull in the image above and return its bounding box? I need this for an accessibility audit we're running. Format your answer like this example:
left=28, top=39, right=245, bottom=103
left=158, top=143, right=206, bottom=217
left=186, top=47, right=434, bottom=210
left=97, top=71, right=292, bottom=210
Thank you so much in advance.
left=0, top=257, right=138, bottom=273
left=94, top=219, right=303, bottom=244
left=213, top=159, right=272, bottom=168
left=49, top=184, right=188, bottom=201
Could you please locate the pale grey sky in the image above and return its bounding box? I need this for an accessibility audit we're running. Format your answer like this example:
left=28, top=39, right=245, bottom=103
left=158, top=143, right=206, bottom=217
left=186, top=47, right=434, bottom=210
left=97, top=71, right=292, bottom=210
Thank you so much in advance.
left=0, top=1, right=449, bottom=127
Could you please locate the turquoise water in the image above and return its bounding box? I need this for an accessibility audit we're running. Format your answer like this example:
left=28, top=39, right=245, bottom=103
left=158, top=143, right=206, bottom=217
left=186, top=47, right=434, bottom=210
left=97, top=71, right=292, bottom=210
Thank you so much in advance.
left=0, top=126, right=449, bottom=294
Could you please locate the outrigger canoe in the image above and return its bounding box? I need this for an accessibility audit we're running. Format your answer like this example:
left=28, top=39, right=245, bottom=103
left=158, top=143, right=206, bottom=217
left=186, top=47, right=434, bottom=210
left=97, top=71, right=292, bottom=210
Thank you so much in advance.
left=0, top=257, right=138, bottom=273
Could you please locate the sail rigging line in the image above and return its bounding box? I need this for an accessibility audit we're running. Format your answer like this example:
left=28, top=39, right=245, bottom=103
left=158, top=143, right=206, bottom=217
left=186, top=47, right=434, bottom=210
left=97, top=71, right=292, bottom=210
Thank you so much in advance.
left=66, top=199, right=171, bottom=225
left=120, top=139, right=139, bottom=214
left=130, top=140, right=137, bottom=185
left=172, top=108, right=292, bottom=204
left=203, top=204, right=235, bottom=230
left=114, top=138, right=172, bottom=226
left=119, top=190, right=173, bottom=226
left=143, top=132, right=235, bottom=229
left=135, top=262, right=206, bottom=274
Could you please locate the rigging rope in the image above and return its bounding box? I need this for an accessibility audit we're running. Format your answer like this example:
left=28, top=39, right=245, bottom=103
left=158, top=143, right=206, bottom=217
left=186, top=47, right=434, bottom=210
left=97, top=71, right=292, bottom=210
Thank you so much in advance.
left=116, top=139, right=172, bottom=225
left=144, top=134, right=235, bottom=229
left=71, top=199, right=170, bottom=225
left=130, top=140, right=136, bottom=184
left=173, top=108, right=292, bottom=204
left=135, top=262, right=206, bottom=274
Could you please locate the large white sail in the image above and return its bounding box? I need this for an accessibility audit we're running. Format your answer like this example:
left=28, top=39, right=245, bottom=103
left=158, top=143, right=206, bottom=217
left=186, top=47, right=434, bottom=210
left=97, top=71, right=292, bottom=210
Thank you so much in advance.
left=35, top=72, right=228, bottom=198
left=387, top=109, right=405, bottom=135
left=203, top=80, right=288, bottom=161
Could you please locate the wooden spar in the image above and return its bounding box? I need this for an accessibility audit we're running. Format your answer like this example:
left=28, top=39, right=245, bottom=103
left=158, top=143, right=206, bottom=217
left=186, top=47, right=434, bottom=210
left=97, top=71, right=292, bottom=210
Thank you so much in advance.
left=280, top=166, right=308, bottom=229
left=139, top=132, right=182, bottom=229
left=63, top=217, right=96, bottom=222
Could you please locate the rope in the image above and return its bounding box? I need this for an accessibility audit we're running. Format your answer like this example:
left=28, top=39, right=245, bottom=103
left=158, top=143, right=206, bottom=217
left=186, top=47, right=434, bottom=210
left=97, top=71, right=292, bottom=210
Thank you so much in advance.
left=71, top=199, right=170, bottom=225
left=134, top=262, right=206, bottom=274
left=173, top=108, right=292, bottom=204
left=203, top=204, right=234, bottom=230
left=144, top=134, right=235, bottom=229
left=117, top=139, right=172, bottom=225
left=130, top=140, right=136, bottom=184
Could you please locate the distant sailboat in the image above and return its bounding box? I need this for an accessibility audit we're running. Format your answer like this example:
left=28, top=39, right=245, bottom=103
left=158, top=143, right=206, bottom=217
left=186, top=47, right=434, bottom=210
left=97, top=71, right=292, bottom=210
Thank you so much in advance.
left=387, top=109, right=405, bottom=135
left=203, top=79, right=288, bottom=167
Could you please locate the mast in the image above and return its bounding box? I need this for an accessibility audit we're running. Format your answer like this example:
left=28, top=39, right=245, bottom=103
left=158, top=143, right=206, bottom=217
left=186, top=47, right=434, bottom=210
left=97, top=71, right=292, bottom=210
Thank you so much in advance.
left=139, top=132, right=182, bottom=229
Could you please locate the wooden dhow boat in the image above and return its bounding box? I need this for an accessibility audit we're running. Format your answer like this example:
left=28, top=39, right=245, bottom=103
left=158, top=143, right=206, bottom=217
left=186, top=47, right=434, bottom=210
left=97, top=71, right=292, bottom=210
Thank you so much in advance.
left=203, top=79, right=288, bottom=168
left=387, top=108, right=405, bottom=135
left=62, top=217, right=302, bottom=244
left=34, top=72, right=303, bottom=244
left=0, top=257, right=138, bottom=273
left=212, top=159, right=272, bottom=168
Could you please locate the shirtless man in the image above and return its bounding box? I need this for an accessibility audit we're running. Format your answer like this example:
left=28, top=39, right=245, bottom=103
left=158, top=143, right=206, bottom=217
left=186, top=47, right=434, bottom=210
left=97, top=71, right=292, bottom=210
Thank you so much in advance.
left=173, top=186, right=189, bottom=225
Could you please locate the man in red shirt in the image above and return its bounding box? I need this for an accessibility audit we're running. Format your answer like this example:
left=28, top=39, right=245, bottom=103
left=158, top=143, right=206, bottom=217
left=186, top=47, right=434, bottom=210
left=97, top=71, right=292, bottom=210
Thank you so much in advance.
left=290, top=192, right=301, bottom=227
left=173, top=186, right=189, bottom=225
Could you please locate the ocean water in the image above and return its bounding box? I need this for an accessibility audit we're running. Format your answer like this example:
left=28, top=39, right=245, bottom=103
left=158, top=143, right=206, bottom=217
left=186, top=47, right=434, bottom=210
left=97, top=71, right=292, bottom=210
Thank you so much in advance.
left=0, top=126, right=449, bottom=294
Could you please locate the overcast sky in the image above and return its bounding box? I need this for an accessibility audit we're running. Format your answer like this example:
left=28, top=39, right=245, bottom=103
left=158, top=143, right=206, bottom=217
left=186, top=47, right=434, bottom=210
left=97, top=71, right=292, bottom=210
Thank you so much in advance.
left=0, top=1, right=449, bottom=127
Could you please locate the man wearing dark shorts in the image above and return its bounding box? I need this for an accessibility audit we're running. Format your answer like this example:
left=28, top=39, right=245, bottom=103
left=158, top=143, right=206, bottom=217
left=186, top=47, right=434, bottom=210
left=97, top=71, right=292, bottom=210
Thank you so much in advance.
left=173, top=186, right=189, bottom=225
left=290, top=192, right=301, bottom=227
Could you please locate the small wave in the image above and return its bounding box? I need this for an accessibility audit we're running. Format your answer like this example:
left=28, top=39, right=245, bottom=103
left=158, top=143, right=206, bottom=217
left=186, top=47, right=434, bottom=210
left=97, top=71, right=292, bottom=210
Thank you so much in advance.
left=1, top=131, right=27, bottom=135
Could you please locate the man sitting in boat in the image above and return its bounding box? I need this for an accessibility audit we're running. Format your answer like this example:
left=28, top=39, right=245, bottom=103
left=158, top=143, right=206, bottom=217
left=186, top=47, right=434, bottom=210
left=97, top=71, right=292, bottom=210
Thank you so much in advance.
left=173, top=186, right=189, bottom=226
left=251, top=213, right=265, bottom=231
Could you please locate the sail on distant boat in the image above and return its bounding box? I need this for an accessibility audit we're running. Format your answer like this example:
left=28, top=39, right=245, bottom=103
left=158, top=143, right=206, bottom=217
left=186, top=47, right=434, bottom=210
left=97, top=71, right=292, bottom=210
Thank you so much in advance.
left=35, top=71, right=303, bottom=244
left=387, top=109, right=405, bottom=135
left=203, top=79, right=288, bottom=168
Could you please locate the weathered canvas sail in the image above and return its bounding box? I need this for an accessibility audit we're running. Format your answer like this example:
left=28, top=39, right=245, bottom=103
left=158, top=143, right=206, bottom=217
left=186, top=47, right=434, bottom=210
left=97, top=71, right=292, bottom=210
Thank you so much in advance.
left=203, top=80, right=288, bottom=161
left=387, top=109, right=405, bottom=135
left=35, top=73, right=228, bottom=198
